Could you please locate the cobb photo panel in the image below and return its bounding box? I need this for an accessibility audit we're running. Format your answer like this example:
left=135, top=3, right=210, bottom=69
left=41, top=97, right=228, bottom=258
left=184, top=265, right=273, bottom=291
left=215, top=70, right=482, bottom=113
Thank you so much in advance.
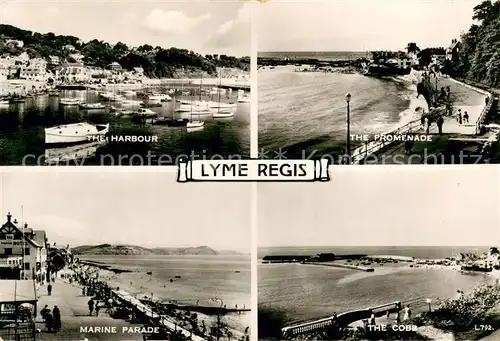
left=0, top=0, right=250, bottom=166
left=0, top=170, right=251, bottom=341
left=258, top=167, right=500, bottom=341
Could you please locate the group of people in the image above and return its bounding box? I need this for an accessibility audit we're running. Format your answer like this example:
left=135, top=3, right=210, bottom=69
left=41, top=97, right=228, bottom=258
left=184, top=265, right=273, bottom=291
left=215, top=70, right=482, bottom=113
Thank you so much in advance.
left=40, top=304, right=61, bottom=333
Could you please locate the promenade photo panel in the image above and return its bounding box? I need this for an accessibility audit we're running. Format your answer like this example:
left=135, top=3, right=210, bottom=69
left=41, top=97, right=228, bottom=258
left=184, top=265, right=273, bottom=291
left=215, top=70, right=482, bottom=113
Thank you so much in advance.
left=0, top=0, right=250, bottom=166
left=256, top=0, right=500, bottom=165
left=257, top=167, right=500, bottom=341
left=0, top=170, right=251, bottom=341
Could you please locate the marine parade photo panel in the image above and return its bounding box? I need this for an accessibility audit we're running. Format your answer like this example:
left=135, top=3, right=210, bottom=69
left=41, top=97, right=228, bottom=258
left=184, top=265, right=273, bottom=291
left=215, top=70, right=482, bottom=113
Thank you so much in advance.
left=257, top=166, right=500, bottom=341
left=0, top=0, right=251, bottom=166
left=256, top=0, right=500, bottom=165
left=0, top=169, right=251, bottom=340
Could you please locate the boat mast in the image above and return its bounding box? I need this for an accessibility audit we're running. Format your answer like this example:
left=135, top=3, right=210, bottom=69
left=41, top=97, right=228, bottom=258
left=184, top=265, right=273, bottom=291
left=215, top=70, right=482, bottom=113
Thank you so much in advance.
left=199, top=73, right=202, bottom=101
left=217, top=77, right=221, bottom=113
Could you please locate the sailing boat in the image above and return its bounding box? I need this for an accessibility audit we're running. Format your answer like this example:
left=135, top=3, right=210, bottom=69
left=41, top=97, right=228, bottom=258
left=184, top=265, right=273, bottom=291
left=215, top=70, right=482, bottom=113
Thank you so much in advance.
left=213, top=77, right=234, bottom=119
left=187, top=91, right=204, bottom=129
left=80, top=87, right=105, bottom=109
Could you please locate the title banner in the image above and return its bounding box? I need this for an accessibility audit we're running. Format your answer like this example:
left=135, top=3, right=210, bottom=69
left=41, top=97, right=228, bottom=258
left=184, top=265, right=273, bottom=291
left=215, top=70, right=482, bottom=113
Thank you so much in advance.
left=177, top=158, right=330, bottom=182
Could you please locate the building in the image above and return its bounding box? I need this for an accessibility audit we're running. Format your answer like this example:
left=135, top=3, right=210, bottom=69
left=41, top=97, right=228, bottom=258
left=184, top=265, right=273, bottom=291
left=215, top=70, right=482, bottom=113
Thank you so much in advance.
left=69, top=53, right=85, bottom=63
left=63, top=44, right=75, bottom=52
left=20, top=58, right=49, bottom=82
left=0, top=57, right=18, bottom=78
left=446, top=39, right=461, bottom=62
left=0, top=213, right=48, bottom=282
left=108, top=61, right=122, bottom=72
left=5, top=39, right=24, bottom=49
left=57, top=62, right=89, bottom=83
left=48, top=56, right=60, bottom=65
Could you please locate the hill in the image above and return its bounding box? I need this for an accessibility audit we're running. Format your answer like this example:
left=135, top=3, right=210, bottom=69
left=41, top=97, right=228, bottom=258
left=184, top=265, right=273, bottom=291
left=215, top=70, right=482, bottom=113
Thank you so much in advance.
left=71, top=244, right=219, bottom=256
left=0, top=24, right=249, bottom=78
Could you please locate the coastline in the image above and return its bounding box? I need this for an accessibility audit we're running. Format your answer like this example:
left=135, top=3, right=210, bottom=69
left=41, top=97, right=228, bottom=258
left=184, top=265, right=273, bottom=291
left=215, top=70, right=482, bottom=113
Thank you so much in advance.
left=78, top=256, right=251, bottom=337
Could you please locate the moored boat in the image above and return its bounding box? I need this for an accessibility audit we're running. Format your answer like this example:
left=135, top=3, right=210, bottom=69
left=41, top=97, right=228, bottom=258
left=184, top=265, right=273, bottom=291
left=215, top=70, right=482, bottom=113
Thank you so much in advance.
left=45, top=122, right=110, bottom=144
left=79, top=102, right=106, bottom=110
left=0, top=99, right=9, bottom=105
left=148, top=93, right=172, bottom=102
left=59, top=98, right=82, bottom=105
left=136, top=108, right=157, bottom=117
left=213, top=111, right=234, bottom=119
left=187, top=121, right=204, bottom=129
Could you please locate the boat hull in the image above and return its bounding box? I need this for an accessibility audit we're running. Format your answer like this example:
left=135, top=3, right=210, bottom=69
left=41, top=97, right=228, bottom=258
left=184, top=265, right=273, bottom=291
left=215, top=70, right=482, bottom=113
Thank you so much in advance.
left=45, top=123, right=109, bottom=145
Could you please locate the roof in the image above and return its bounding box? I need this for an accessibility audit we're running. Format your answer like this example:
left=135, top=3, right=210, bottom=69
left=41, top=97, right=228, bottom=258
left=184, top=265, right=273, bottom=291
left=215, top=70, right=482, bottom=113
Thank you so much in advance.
left=0, top=221, right=39, bottom=248
left=32, top=230, right=46, bottom=247
left=448, top=41, right=461, bottom=50
left=0, top=280, right=37, bottom=303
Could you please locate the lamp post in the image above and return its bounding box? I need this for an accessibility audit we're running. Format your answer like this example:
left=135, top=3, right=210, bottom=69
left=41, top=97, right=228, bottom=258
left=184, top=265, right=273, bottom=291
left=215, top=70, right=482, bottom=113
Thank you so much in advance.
left=345, top=93, right=352, bottom=163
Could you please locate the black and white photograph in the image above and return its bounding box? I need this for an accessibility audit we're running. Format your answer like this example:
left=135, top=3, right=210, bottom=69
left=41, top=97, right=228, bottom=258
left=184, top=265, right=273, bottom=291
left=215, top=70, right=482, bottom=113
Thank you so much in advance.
left=258, top=167, right=500, bottom=341
left=257, top=0, right=500, bottom=165
left=0, top=170, right=251, bottom=340
left=0, top=0, right=250, bottom=166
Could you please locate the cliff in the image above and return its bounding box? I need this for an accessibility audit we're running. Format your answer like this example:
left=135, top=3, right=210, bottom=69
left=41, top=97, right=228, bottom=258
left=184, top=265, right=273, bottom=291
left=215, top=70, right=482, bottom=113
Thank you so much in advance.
left=71, top=244, right=219, bottom=256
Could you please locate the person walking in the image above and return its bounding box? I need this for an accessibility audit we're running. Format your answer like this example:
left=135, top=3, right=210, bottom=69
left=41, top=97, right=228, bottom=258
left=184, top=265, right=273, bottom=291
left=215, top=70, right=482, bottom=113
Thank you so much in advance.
left=95, top=302, right=100, bottom=317
left=88, top=298, right=94, bottom=316
left=52, top=305, right=61, bottom=332
left=45, top=311, right=53, bottom=332
left=457, top=109, right=462, bottom=124
left=47, top=283, right=52, bottom=296
left=463, top=111, right=469, bottom=123
left=403, top=305, right=411, bottom=321
left=437, top=116, right=444, bottom=135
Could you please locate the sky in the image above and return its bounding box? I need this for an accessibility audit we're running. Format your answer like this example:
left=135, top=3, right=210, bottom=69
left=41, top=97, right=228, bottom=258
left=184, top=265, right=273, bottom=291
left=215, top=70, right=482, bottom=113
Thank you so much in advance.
left=259, top=167, right=500, bottom=247
left=0, top=170, right=251, bottom=253
left=0, top=0, right=250, bottom=56
left=256, top=0, right=485, bottom=51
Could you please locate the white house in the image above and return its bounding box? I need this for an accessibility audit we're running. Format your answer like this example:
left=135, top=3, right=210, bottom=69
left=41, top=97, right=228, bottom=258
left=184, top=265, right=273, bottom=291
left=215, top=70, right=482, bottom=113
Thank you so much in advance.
left=58, top=62, right=89, bottom=83
left=0, top=213, right=48, bottom=282
left=69, top=53, right=85, bottom=63
left=5, top=39, right=24, bottom=48
left=20, top=59, right=49, bottom=82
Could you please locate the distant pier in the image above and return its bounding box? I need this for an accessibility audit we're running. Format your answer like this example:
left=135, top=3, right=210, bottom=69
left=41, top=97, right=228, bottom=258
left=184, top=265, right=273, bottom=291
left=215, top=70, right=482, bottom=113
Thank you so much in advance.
left=304, top=262, right=375, bottom=272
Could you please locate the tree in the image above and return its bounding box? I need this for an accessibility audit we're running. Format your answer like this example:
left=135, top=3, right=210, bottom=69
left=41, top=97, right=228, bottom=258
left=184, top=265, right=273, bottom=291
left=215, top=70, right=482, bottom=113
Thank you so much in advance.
left=406, top=42, right=420, bottom=54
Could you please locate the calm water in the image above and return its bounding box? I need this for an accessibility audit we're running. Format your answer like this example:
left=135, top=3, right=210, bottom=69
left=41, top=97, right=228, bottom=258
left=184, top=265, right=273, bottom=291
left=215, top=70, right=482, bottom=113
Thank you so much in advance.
left=258, top=246, right=496, bottom=324
left=258, top=62, right=486, bottom=161
left=0, top=89, right=250, bottom=165
left=80, top=254, right=251, bottom=309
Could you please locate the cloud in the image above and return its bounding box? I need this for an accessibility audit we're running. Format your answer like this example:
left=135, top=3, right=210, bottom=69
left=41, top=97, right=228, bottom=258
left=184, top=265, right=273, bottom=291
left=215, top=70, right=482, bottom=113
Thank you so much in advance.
left=204, top=2, right=251, bottom=55
left=143, top=9, right=211, bottom=35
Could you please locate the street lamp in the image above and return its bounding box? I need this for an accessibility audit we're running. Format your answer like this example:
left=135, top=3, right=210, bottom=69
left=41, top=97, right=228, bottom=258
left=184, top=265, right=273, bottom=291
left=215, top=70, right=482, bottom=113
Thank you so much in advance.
left=345, top=93, right=352, bottom=163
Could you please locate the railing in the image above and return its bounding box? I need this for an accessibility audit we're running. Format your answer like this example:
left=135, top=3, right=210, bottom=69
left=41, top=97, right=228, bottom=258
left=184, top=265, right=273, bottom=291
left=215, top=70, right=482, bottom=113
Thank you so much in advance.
left=281, top=297, right=441, bottom=339
left=350, top=119, right=422, bottom=164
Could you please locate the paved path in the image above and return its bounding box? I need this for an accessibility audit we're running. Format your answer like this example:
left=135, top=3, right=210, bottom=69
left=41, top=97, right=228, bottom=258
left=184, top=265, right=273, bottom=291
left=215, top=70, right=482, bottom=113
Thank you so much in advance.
left=35, top=280, right=143, bottom=341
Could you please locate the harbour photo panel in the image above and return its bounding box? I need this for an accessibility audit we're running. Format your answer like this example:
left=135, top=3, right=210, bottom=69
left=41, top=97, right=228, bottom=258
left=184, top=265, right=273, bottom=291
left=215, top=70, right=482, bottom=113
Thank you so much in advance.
left=0, top=0, right=250, bottom=166
left=256, top=0, right=500, bottom=165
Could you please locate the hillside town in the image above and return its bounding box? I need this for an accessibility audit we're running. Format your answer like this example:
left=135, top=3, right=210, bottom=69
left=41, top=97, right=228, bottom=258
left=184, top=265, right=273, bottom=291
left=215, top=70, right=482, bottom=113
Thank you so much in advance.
left=0, top=25, right=250, bottom=97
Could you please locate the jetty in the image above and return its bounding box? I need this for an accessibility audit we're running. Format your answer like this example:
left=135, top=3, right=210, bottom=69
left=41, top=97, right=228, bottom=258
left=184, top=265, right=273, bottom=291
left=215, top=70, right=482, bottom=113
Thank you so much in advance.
left=261, top=253, right=367, bottom=264
left=79, top=260, right=132, bottom=274
left=303, top=261, right=374, bottom=272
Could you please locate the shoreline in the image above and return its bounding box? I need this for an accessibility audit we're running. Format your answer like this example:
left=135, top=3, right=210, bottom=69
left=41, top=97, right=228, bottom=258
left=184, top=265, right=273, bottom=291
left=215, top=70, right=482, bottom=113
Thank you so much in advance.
left=78, top=258, right=251, bottom=337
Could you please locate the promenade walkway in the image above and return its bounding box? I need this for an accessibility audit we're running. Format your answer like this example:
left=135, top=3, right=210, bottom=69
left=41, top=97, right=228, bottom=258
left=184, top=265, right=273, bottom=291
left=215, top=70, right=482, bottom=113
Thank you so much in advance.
left=368, top=76, right=495, bottom=164
left=35, top=280, right=143, bottom=341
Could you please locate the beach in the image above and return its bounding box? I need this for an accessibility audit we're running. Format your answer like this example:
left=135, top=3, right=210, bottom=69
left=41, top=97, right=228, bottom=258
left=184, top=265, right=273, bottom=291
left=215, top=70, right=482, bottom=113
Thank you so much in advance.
left=32, top=254, right=251, bottom=341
